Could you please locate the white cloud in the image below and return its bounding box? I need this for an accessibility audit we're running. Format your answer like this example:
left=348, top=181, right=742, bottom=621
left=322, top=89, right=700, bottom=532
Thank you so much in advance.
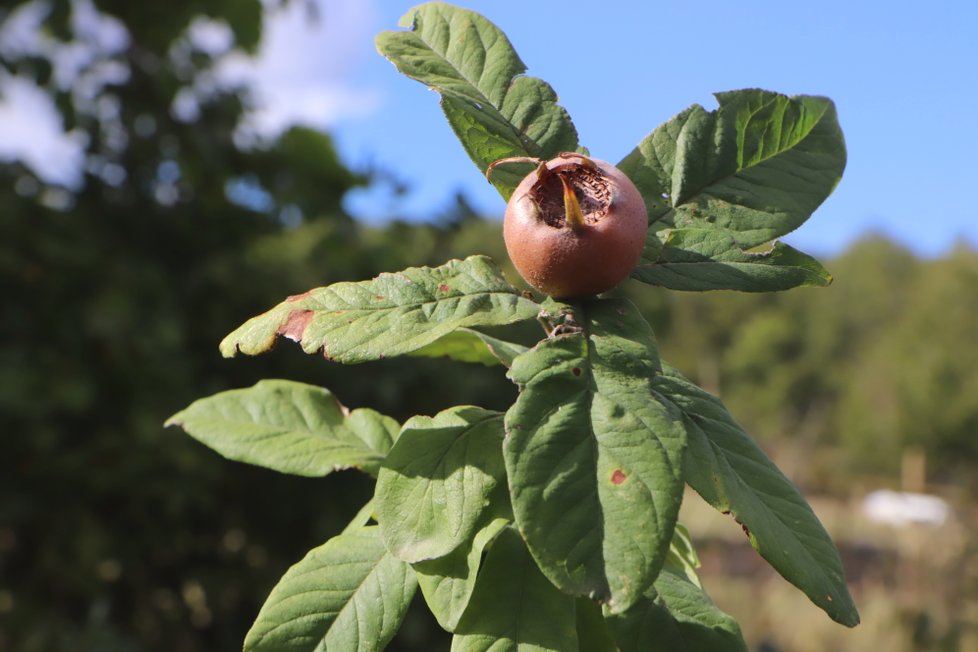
left=70, top=0, right=128, bottom=53
left=0, top=0, right=48, bottom=58
left=0, top=0, right=380, bottom=184
left=0, top=0, right=126, bottom=186
left=0, top=74, right=87, bottom=187
left=218, top=0, right=382, bottom=139
left=187, top=16, right=234, bottom=57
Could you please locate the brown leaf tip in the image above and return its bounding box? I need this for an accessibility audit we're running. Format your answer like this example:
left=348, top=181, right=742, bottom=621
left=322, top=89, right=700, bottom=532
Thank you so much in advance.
left=277, top=309, right=314, bottom=343
left=286, top=290, right=313, bottom=302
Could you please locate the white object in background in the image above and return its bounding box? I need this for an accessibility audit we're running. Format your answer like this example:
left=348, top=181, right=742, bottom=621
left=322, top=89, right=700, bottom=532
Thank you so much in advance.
left=861, top=489, right=950, bottom=527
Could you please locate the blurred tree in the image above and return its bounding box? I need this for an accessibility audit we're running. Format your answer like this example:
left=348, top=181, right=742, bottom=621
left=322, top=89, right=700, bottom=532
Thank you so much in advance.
left=0, top=1, right=507, bottom=650
left=834, top=241, right=978, bottom=478
left=644, top=234, right=978, bottom=486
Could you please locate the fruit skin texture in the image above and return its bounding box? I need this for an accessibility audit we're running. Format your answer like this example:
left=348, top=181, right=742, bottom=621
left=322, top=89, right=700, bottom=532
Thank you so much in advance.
left=502, top=155, right=648, bottom=298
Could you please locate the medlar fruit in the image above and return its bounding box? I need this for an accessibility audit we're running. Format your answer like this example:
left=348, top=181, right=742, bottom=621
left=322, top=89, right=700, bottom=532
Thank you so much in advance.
left=497, top=153, right=648, bottom=298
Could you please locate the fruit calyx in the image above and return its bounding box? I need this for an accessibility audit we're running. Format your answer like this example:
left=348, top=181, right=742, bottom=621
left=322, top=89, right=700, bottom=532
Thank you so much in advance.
left=495, top=153, right=649, bottom=298
left=488, top=152, right=609, bottom=230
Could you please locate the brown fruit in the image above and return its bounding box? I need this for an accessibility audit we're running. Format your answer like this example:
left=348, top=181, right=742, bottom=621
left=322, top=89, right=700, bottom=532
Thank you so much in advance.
left=501, top=153, right=648, bottom=298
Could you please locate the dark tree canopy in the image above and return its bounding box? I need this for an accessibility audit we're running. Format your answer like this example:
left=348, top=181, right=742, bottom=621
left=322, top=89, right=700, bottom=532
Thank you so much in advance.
left=0, top=2, right=499, bottom=649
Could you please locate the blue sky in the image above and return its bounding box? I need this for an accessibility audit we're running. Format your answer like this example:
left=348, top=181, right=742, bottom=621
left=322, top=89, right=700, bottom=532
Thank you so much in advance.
left=321, top=0, right=978, bottom=257
left=2, top=0, right=976, bottom=257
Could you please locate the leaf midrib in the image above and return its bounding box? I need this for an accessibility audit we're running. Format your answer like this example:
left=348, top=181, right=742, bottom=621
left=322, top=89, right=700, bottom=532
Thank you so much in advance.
left=688, top=414, right=852, bottom=618
left=730, top=96, right=829, bottom=175
left=399, top=17, right=529, bottom=148
left=296, top=288, right=532, bottom=316
left=248, top=545, right=386, bottom=646
left=654, top=371, right=854, bottom=620
left=675, top=97, right=831, bottom=211
left=323, top=550, right=402, bottom=649
left=421, top=7, right=499, bottom=106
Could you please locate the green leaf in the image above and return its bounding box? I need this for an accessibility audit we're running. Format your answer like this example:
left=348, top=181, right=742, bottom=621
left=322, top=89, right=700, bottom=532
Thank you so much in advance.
left=666, top=523, right=703, bottom=588
left=632, top=228, right=833, bottom=292
left=413, top=516, right=509, bottom=631
left=244, top=526, right=417, bottom=652
left=605, top=568, right=749, bottom=652
left=504, top=297, right=686, bottom=613
left=165, top=380, right=397, bottom=477
left=575, top=598, right=618, bottom=652
left=376, top=3, right=579, bottom=198
left=376, top=406, right=507, bottom=563
left=619, top=90, right=846, bottom=250
left=408, top=327, right=530, bottom=367
left=451, top=527, right=577, bottom=651
left=653, top=364, right=859, bottom=627
left=220, top=256, right=539, bottom=364
left=604, top=521, right=745, bottom=650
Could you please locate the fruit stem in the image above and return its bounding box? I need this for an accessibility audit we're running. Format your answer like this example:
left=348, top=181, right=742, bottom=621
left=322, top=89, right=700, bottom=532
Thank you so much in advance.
left=559, top=174, right=586, bottom=230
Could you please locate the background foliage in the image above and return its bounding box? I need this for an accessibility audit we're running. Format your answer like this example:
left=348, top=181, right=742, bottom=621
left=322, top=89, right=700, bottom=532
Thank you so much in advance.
left=2, top=1, right=977, bottom=650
